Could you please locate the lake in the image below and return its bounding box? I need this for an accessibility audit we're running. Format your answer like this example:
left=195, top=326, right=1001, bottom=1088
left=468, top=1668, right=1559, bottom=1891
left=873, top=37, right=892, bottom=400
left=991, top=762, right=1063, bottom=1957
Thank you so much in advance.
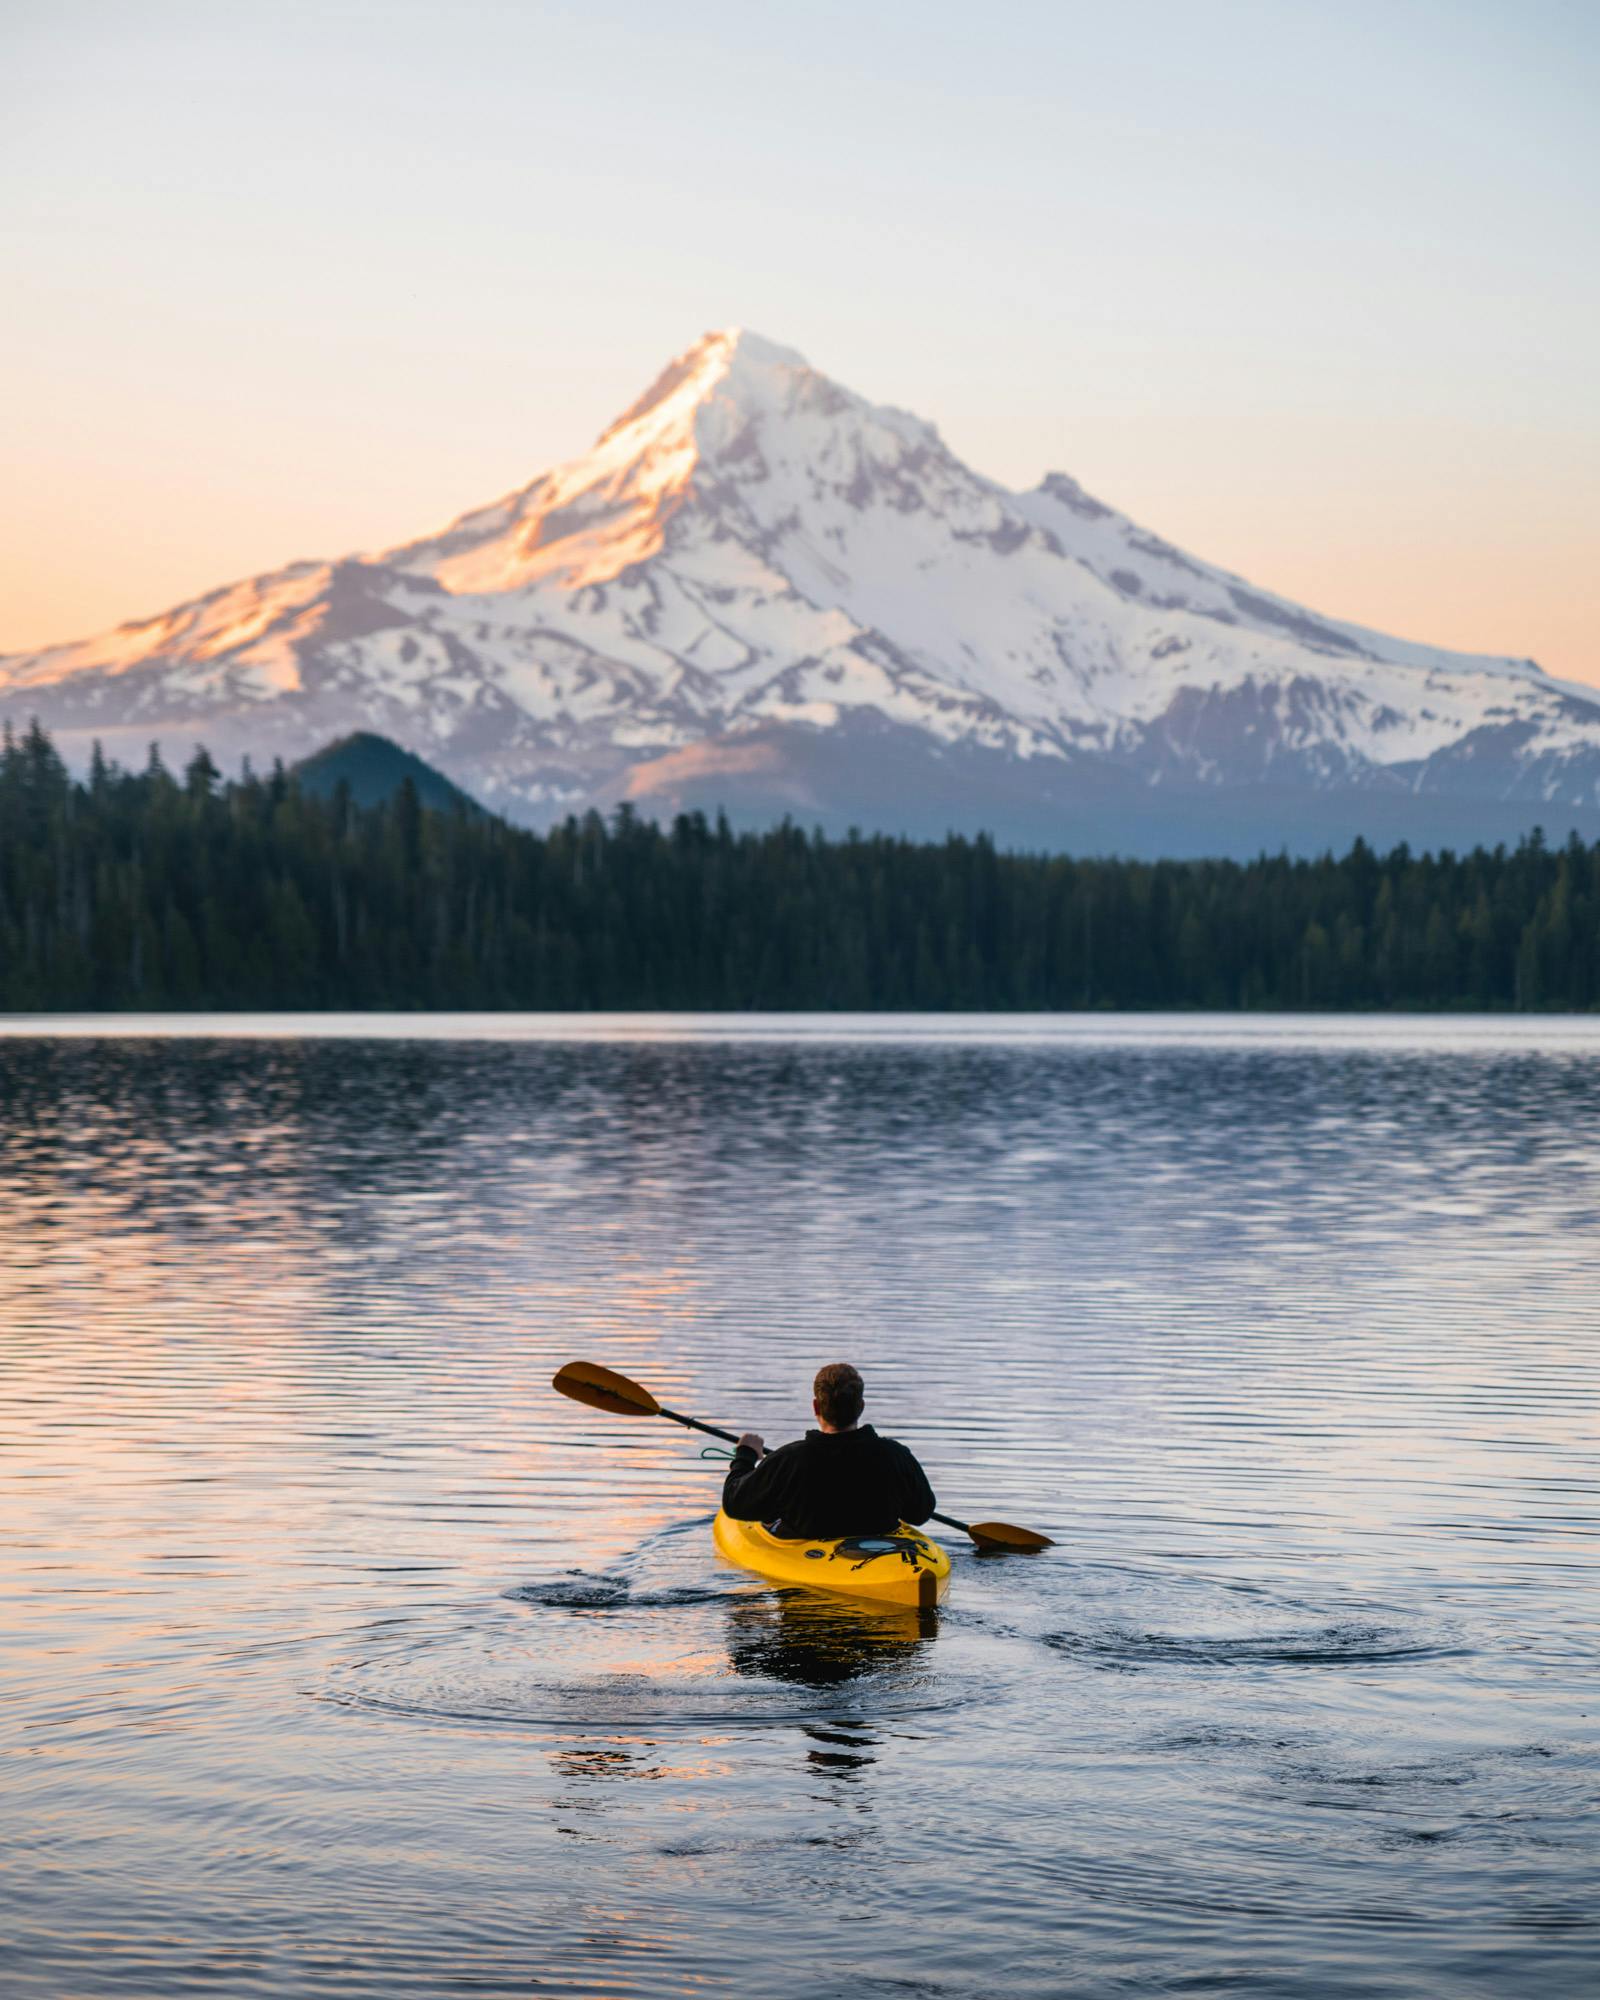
left=2, top=1015, right=1596, bottom=1998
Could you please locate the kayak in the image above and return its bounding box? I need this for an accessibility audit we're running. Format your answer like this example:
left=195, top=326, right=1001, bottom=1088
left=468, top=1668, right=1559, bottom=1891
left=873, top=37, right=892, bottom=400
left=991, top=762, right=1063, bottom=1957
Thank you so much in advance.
left=713, top=1509, right=951, bottom=1610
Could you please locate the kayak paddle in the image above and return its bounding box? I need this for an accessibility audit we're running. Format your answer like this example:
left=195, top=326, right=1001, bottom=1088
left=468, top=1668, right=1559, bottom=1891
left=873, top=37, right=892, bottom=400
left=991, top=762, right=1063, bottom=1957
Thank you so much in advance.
left=551, top=1359, right=1054, bottom=1554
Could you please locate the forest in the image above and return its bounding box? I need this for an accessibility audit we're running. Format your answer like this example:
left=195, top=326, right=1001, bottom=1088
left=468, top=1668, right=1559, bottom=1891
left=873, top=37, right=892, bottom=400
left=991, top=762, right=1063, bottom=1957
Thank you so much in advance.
left=1, top=720, right=1597, bottom=1011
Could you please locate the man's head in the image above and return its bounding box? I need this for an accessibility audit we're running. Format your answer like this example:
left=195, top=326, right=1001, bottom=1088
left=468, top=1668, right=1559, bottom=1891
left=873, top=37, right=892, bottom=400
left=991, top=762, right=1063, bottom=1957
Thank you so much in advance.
left=813, top=1361, right=865, bottom=1432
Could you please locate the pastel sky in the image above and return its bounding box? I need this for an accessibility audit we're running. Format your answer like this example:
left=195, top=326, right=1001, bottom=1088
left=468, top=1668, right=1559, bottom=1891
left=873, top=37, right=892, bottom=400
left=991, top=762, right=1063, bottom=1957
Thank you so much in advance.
left=3, top=0, right=1596, bottom=682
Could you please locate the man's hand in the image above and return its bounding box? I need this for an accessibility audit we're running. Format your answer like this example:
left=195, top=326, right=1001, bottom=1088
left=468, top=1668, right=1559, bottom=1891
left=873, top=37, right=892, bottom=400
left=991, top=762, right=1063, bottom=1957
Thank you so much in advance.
left=736, top=1432, right=765, bottom=1455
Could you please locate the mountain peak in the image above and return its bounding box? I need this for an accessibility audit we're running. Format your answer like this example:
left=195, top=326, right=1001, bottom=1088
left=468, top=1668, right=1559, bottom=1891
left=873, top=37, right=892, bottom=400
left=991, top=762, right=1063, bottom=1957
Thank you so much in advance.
left=401, top=328, right=844, bottom=596
left=593, top=326, right=810, bottom=449
left=8, top=324, right=1594, bottom=862
left=714, top=326, right=810, bottom=371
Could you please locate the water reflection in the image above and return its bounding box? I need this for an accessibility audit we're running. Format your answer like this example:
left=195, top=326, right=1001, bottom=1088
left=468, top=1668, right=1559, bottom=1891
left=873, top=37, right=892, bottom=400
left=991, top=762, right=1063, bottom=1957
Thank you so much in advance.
left=724, top=1591, right=938, bottom=1691
left=2, top=1019, right=1598, bottom=2000
left=800, top=1722, right=879, bottom=1781
left=549, top=1746, right=657, bottom=1784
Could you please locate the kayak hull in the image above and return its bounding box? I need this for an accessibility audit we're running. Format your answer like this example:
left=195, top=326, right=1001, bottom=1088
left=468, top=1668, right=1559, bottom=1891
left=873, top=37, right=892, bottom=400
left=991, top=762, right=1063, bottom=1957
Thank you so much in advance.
left=713, top=1509, right=951, bottom=1609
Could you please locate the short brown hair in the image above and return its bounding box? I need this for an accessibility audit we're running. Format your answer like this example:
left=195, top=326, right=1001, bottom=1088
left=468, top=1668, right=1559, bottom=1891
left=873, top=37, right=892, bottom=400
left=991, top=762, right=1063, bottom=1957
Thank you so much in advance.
left=813, top=1362, right=865, bottom=1428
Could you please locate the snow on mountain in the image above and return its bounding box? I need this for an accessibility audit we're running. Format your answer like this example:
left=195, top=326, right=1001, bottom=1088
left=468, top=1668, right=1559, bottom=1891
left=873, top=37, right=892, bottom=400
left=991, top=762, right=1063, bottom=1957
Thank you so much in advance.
left=5, top=326, right=1599, bottom=857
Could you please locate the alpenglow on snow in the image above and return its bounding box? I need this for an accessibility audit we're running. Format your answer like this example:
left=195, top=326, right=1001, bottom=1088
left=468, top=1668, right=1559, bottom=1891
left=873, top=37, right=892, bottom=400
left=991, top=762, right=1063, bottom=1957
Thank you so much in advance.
left=5, top=328, right=1599, bottom=857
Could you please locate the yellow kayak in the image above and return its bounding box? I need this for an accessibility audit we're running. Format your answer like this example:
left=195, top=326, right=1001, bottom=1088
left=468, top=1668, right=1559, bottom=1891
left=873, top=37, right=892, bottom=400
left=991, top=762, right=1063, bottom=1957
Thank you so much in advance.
left=713, top=1509, right=951, bottom=1610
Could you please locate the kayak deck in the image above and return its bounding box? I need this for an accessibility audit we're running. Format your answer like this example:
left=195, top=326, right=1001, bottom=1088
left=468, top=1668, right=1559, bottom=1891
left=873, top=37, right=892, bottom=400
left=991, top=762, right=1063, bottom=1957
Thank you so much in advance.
left=713, top=1510, right=951, bottom=1609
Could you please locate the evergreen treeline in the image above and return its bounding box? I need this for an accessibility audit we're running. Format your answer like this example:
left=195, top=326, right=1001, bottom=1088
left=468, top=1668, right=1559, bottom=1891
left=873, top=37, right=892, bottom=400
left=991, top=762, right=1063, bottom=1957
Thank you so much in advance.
left=1, top=720, right=1597, bottom=1011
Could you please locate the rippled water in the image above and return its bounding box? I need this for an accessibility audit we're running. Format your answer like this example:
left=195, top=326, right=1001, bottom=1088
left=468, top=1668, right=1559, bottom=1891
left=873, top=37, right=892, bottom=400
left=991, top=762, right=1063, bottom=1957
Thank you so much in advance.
left=2, top=1015, right=1597, bottom=1998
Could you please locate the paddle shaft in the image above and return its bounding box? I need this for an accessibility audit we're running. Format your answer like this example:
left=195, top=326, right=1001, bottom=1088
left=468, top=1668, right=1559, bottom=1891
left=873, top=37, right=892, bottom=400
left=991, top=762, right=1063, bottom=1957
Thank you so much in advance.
left=659, top=1406, right=741, bottom=1447
left=655, top=1404, right=977, bottom=1540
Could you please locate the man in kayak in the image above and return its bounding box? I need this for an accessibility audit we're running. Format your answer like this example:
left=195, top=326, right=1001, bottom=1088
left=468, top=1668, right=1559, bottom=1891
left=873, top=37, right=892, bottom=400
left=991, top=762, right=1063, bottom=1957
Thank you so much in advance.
left=722, top=1362, right=936, bottom=1539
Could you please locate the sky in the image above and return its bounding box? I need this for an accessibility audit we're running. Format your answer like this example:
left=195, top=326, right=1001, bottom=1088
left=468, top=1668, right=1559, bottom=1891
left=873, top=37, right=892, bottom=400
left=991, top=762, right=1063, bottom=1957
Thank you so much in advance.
left=2, top=0, right=1596, bottom=682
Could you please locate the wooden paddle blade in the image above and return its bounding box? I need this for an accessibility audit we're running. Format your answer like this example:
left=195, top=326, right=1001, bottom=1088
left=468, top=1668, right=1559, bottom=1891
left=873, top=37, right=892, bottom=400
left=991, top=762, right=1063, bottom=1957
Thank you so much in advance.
left=551, top=1360, right=661, bottom=1418
left=965, top=1520, right=1055, bottom=1552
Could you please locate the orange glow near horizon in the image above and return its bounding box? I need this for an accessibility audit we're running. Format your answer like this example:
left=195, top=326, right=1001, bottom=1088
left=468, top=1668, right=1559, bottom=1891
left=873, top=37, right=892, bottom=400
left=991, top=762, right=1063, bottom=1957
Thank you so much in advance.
left=2, top=372, right=1593, bottom=689
left=1, top=8, right=1592, bottom=685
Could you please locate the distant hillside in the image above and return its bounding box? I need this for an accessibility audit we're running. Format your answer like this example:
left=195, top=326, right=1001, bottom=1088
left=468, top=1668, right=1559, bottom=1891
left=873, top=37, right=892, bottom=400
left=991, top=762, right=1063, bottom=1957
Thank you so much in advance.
left=1, top=719, right=1597, bottom=1013
left=293, top=732, right=484, bottom=814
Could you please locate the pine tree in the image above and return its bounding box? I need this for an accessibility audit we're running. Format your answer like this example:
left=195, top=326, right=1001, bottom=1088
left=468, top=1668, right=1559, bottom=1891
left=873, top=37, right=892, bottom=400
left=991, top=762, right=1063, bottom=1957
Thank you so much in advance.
left=1, top=721, right=1598, bottom=1014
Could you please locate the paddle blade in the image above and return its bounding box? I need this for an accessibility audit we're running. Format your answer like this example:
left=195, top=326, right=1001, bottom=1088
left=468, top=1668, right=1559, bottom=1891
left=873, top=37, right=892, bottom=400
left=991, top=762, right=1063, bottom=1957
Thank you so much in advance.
left=552, top=1360, right=661, bottom=1418
left=965, top=1520, right=1055, bottom=1553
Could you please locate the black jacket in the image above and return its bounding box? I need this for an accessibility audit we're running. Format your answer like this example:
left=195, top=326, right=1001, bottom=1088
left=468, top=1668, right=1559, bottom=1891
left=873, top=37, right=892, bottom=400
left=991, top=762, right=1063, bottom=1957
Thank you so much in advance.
left=721, top=1425, right=936, bottom=1539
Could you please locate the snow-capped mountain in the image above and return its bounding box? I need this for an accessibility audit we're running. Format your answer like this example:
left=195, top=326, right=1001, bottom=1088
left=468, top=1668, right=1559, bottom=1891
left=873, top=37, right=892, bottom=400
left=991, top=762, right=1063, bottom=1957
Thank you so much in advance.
left=6, top=327, right=1599, bottom=856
